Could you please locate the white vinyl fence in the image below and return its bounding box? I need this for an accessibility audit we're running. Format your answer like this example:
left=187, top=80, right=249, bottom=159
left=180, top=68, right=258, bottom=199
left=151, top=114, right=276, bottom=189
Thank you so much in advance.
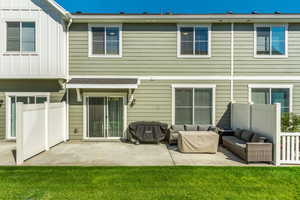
left=280, top=132, right=300, bottom=164
left=16, top=102, right=67, bottom=165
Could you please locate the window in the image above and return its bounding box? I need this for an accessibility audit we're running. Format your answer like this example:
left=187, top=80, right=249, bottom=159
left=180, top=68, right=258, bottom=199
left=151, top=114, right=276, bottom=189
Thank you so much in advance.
left=178, top=25, right=211, bottom=57
left=89, top=25, right=122, bottom=57
left=6, top=22, right=36, bottom=52
left=174, top=86, right=214, bottom=125
left=250, top=86, right=291, bottom=113
left=255, top=25, right=287, bottom=57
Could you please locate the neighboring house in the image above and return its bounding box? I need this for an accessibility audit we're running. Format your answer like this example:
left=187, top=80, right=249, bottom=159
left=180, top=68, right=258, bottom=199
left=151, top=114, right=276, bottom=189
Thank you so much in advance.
left=0, top=0, right=70, bottom=140
left=67, top=13, right=300, bottom=140
left=1, top=0, right=300, bottom=142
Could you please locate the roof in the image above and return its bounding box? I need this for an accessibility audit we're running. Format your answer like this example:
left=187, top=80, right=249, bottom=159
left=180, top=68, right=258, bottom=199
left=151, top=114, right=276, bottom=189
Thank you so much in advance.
left=67, top=78, right=140, bottom=89
left=70, top=12, right=300, bottom=23
left=45, top=0, right=71, bottom=19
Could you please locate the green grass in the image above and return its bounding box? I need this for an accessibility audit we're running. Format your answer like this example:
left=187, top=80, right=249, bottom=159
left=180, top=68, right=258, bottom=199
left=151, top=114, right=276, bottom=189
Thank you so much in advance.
left=0, top=167, right=300, bottom=200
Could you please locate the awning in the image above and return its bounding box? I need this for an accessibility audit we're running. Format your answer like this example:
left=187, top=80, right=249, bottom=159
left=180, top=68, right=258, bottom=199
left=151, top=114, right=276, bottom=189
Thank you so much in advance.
left=66, top=78, right=140, bottom=89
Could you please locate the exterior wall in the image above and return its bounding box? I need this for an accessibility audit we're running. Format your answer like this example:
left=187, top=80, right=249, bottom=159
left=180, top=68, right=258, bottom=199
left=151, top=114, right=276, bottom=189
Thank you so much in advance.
left=0, top=80, right=65, bottom=139
left=0, top=0, right=67, bottom=78
left=234, top=23, right=300, bottom=76
left=68, top=80, right=231, bottom=140
left=233, top=80, right=300, bottom=114
left=69, top=23, right=231, bottom=76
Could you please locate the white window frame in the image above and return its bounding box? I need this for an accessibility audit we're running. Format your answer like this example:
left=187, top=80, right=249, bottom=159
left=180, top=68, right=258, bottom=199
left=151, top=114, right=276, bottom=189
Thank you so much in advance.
left=171, top=84, right=216, bottom=125
left=177, top=24, right=212, bottom=58
left=5, top=21, right=38, bottom=54
left=83, top=92, right=127, bottom=140
left=248, top=84, right=293, bottom=112
left=254, top=24, right=288, bottom=58
left=88, top=24, right=122, bottom=58
left=5, top=92, right=50, bottom=140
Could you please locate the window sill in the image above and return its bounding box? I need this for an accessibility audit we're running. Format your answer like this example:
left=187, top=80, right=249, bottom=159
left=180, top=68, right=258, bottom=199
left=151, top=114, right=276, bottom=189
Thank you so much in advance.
left=88, top=54, right=122, bottom=58
left=254, top=55, right=288, bottom=59
left=177, top=55, right=211, bottom=59
left=3, top=52, right=39, bottom=56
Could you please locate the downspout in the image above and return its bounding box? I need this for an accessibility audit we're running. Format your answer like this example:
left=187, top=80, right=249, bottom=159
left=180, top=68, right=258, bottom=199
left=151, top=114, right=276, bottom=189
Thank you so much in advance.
left=230, top=23, right=234, bottom=102
left=66, top=14, right=72, bottom=141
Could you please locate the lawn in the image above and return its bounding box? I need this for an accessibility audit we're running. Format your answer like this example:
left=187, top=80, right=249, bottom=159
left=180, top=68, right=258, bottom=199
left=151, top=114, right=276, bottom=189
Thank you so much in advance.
left=0, top=166, right=299, bottom=200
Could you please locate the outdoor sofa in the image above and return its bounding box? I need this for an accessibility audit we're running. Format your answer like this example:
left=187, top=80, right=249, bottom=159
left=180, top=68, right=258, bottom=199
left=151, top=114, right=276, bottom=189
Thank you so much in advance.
left=222, top=129, right=273, bottom=163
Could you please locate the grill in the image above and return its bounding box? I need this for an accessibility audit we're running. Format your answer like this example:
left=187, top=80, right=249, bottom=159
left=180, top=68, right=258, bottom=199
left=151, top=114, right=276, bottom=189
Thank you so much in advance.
left=128, top=121, right=168, bottom=144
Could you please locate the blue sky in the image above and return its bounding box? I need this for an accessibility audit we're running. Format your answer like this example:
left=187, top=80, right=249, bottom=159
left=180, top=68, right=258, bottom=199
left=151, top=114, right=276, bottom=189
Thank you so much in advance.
left=56, top=0, right=300, bottom=14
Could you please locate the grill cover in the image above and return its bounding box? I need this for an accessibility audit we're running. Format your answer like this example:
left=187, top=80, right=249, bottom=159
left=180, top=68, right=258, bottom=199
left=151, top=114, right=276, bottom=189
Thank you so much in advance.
left=128, top=121, right=168, bottom=144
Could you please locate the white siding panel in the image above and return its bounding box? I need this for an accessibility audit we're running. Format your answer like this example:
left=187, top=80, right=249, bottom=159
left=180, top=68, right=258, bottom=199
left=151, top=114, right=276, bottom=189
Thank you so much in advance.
left=0, top=0, right=67, bottom=78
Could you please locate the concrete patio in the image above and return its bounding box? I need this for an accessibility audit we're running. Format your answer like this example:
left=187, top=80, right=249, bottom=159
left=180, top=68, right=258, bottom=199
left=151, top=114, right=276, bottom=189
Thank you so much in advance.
left=0, top=141, right=270, bottom=166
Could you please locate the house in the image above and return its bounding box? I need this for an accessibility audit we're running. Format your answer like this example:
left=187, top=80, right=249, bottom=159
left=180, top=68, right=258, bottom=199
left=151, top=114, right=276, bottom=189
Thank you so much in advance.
left=66, top=12, right=300, bottom=140
left=0, top=0, right=70, bottom=140
left=1, top=0, right=300, bottom=142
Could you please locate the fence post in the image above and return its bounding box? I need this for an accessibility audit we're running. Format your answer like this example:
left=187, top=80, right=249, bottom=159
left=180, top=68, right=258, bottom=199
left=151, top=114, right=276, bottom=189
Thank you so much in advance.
left=63, top=101, right=67, bottom=142
left=16, top=103, right=24, bottom=165
left=45, top=102, right=49, bottom=151
left=275, top=103, right=281, bottom=166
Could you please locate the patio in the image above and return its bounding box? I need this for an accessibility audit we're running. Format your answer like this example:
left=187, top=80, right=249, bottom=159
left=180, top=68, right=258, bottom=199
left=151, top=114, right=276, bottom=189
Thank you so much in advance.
left=0, top=141, right=270, bottom=166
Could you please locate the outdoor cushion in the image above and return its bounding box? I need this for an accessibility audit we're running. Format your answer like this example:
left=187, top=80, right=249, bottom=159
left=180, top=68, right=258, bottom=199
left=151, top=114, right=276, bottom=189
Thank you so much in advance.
left=233, top=128, right=243, bottom=139
left=240, top=130, right=254, bottom=142
left=184, top=125, right=198, bottom=131
left=171, top=125, right=185, bottom=131
left=222, top=136, right=247, bottom=151
left=198, top=125, right=210, bottom=131
left=251, top=134, right=266, bottom=143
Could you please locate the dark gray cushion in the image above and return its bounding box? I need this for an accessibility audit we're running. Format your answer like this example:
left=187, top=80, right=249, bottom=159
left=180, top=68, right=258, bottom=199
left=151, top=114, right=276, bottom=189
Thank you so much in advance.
left=240, top=130, right=254, bottom=142
left=198, top=125, right=210, bottom=131
left=171, top=125, right=185, bottom=131
left=251, top=134, right=266, bottom=143
left=234, top=128, right=243, bottom=139
left=185, top=125, right=198, bottom=131
left=223, top=136, right=247, bottom=150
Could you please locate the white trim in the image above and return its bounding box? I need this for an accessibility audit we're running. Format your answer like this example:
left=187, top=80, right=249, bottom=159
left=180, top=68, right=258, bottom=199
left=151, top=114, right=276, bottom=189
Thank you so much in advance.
left=66, top=84, right=138, bottom=89
left=88, top=24, right=122, bottom=58
left=5, top=92, right=50, bottom=139
left=254, top=24, right=288, bottom=58
left=248, top=84, right=293, bottom=112
left=83, top=93, right=127, bottom=140
left=177, top=24, right=211, bottom=58
left=171, top=84, right=216, bottom=126
left=69, top=75, right=300, bottom=81
left=45, top=0, right=70, bottom=19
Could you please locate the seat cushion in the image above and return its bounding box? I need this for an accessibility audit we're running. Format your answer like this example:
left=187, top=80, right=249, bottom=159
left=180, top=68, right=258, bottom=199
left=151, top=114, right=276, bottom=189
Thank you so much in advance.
left=171, top=125, right=185, bottom=131
left=198, top=125, right=210, bottom=131
left=240, top=130, right=254, bottom=142
left=233, top=128, right=243, bottom=139
left=223, top=136, right=247, bottom=150
left=185, top=125, right=198, bottom=131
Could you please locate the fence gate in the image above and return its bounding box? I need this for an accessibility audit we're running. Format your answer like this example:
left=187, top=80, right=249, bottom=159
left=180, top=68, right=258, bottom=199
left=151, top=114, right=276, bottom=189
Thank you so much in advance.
left=16, top=102, right=67, bottom=165
left=279, top=133, right=300, bottom=165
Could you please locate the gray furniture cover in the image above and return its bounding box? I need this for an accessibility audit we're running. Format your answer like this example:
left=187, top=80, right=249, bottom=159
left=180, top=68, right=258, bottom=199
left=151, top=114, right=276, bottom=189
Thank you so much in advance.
left=178, top=131, right=219, bottom=153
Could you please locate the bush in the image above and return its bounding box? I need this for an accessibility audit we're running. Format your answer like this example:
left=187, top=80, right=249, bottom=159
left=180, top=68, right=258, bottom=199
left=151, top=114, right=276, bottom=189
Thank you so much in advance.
left=281, top=112, right=300, bottom=132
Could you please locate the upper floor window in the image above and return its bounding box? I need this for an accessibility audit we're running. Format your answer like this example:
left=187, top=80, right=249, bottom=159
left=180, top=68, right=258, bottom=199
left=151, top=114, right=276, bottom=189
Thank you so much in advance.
left=89, top=24, right=122, bottom=57
left=177, top=25, right=211, bottom=58
left=6, top=22, right=36, bottom=52
left=255, top=24, right=287, bottom=57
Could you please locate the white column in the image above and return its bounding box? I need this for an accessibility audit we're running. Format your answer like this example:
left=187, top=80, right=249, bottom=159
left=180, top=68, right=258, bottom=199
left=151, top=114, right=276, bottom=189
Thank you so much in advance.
left=16, top=102, right=24, bottom=165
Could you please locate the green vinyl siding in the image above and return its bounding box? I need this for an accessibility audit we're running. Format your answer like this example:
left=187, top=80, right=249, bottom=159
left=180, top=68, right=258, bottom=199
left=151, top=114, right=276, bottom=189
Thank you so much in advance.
left=69, top=23, right=231, bottom=76
left=233, top=80, right=300, bottom=115
left=0, top=80, right=65, bottom=139
left=234, top=23, right=300, bottom=76
left=68, top=80, right=231, bottom=140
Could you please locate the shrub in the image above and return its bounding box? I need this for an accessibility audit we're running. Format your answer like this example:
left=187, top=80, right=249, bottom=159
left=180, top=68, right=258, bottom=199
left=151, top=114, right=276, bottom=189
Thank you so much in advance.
left=281, top=112, right=300, bottom=132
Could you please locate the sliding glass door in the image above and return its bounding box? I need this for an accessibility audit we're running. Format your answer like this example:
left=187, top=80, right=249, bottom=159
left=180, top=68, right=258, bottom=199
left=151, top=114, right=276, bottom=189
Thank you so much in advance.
left=86, top=96, right=124, bottom=138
